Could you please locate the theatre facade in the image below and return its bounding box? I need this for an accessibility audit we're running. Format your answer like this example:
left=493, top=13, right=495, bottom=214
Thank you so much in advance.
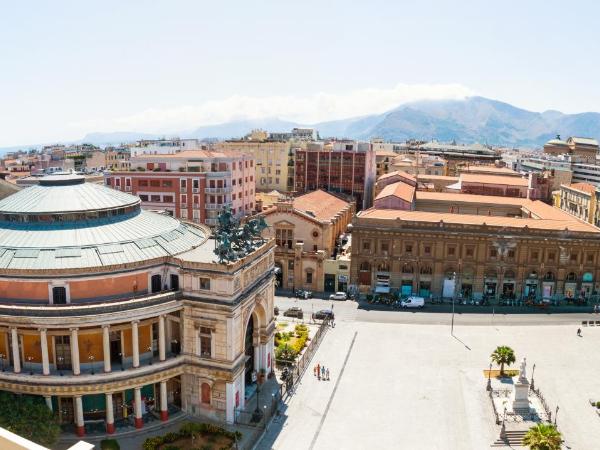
left=0, top=175, right=275, bottom=437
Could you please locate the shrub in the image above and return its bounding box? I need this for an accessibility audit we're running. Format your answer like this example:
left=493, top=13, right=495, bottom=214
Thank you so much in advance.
left=100, top=439, right=120, bottom=450
left=596, top=401, right=600, bottom=409
left=163, top=446, right=181, bottom=450
left=142, top=436, right=164, bottom=450
left=164, top=432, right=180, bottom=443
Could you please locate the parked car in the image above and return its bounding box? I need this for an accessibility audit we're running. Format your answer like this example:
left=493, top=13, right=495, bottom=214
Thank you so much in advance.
left=283, top=307, right=304, bottom=319
left=400, top=296, right=425, bottom=309
left=329, top=292, right=348, bottom=301
left=274, top=306, right=279, bottom=316
left=295, top=289, right=313, bottom=299
left=312, top=309, right=334, bottom=321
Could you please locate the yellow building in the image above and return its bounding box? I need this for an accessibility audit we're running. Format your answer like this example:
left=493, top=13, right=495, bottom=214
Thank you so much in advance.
left=558, top=182, right=598, bottom=225
left=214, top=131, right=293, bottom=193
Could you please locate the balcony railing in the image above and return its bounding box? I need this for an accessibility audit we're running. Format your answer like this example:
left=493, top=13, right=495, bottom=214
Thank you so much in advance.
left=205, top=187, right=232, bottom=194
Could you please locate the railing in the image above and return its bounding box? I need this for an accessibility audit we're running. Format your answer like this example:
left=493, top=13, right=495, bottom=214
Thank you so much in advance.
left=205, top=187, right=232, bottom=194
left=276, top=317, right=330, bottom=400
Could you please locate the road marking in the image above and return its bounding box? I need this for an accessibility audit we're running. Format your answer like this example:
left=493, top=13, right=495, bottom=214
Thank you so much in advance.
left=308, top=331, right=358, bottom=450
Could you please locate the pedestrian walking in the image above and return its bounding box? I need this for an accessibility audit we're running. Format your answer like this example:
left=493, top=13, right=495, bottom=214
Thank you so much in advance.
left=577, top=328, right=582, bottom=337
left=314, top=365, right=317, bottom=377
left=316, top=363, right=320, bottom=379
left=326, top=368, right=330, bottom=381
left=321, top=365, right=326, bottom=379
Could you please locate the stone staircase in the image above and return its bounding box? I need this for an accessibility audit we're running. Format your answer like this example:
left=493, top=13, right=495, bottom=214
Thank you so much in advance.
left=491, top=430, right=528, bottom=447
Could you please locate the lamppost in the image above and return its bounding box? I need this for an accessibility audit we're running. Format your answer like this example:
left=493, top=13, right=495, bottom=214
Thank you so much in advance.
left=119, top=352, right=124, bottom=371
left=148, top=346, right=153, bottom=365
left=500, top=406, right=507, bottom=439
left=26, top=356, right=34, bottom=375
left=554, top=405, right=559, bottom=426
left=451, top=271, right=456, bottom=335
left=57, top=356, right=64, bottom=376
left=253, top=378, right=263, bottom=422
left=89, top=355, right=95, bottom=375
left=530, top=363, right=536, bottom=390
left=0, top=353, right=4, bottom=372
left=487, top=362, right=493, bottom=391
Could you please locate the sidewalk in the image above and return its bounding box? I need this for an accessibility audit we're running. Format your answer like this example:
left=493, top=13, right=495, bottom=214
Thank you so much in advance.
left=258, top=322, right=356, bottom=450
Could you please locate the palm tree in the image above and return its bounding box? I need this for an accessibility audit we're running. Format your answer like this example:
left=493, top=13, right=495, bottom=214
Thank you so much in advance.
left=490, top=346, right=516, bottom=377
left=522, top=423, right=562, bottom=450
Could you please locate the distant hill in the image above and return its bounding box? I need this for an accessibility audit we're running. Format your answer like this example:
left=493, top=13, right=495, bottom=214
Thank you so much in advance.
left=7, top=96, right=600, bottom=151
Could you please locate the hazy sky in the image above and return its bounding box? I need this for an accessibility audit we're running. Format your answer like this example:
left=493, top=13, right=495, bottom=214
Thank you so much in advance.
left=1, top=0, right=600, bottom=146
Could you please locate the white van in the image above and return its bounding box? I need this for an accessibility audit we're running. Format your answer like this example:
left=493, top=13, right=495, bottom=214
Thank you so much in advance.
left=400, top=296, right=425, bottom=309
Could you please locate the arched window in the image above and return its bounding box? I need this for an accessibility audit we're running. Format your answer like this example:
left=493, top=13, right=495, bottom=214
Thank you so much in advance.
left=201, top=383, right=211, bottom=404
left=402, top=264, right=414, bottom=274
left=544, top=271, right=556, bottom=281
left=420, top=266, right=433, bottom=275
left=566, top=272, right=577, bottom=281
left=377, top=262, right=390, bottom=272
left=359, top=262, right=371, bottom=271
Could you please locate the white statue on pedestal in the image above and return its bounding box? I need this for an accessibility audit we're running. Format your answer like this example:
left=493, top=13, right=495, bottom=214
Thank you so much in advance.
left=519, top=357, right=527, bottom=382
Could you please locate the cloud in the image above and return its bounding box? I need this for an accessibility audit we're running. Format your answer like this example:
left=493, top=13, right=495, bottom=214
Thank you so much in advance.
left=68, top=83, right=475, bottom=133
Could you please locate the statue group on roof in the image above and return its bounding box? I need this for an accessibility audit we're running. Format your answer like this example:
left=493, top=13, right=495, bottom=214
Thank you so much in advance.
left=214, top=206, right=268, bottom=263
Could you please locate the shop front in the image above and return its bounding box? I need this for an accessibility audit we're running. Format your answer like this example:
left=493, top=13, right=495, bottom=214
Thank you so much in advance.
left=564, top=272, right=577, bottom=299
left=524, top=272, right=538, bottom=300
left=484, top=270, right=498, bottom=300
left=502, top=270, right=516, bottom=300
left=582, top=272, right=594, bottom=297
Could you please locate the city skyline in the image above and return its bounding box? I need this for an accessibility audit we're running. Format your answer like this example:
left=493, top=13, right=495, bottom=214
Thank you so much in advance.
left=2, top=0, right=600, bottom=146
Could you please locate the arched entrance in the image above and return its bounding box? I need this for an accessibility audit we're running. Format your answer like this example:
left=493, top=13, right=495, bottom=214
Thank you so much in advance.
left=244, top=314, right=255, bottom=386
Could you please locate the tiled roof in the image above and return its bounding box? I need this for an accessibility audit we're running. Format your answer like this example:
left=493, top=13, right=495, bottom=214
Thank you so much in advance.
left=415, top=191, right=529, bottom=206
left=460, top=173, right=529, bottom=187
left=459, top=165, right=519, bottom=175
left=357, top=208, right=600, bottom=233
left=375, top=182, right=415, bottom=203
left=378, top=170, right=416, bottom=183
left=567, top=182, right=596, bottom=194
left=416, top=174, right=458, bottom=181
left=569, top=137, right=599, bottom=147
left=292, top=190, right=351, bottom=221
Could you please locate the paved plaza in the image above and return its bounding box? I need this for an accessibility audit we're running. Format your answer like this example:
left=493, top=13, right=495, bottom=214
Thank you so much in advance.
left=262, top=296, right=600, bottom=449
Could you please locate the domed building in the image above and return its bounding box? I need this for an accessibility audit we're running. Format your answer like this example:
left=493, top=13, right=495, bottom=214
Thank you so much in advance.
left=0, top=175, right=275, bottom=437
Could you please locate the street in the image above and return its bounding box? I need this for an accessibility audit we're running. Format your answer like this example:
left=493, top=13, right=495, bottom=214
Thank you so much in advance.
left=262, top=294, right=600, bottom=449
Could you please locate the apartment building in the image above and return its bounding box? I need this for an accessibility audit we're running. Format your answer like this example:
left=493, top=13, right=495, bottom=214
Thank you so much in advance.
left=105, top=150, right=255, bottom=226
left=294, top=140, right=376, bottom=210
left=131, top=138, right=203, bottom=157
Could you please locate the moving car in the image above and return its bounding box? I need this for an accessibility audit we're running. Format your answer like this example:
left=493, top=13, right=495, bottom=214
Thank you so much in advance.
left=295, top=289, right=313, bottom=299
left=283, top=307, right=304, bottom=318
left=312, top=309, right=334, bottom=321
left=329, top=292, right=348, bottom=301
left=400, top=296, right=425, bottom=309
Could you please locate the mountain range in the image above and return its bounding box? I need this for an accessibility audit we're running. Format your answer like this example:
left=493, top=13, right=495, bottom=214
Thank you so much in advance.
left=9, top=96, right=600, bottom=151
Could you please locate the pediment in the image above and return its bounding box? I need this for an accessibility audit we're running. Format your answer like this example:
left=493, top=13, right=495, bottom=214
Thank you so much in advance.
left=273, top=220, right=295, bottom=228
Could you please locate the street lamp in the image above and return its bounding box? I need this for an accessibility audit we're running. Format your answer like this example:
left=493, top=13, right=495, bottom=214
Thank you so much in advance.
left=148, top=346, right=153, bottom=365
left=554, top=405, right=559, bottom=426
left=26, top=356, right=34, bottom=375
left=530, top=363, right=536, bottom=390
left=500, top=406, right=507, bottom=438
left=486, top=363, right=492, bottom=391
left=57, top=356, right=64, bottom=376
left=119, top=352, right=124, bottom=371
left=88, top=355, right=95, bottom=375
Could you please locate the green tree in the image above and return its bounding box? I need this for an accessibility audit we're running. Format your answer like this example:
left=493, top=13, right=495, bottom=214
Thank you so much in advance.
left=490, top=345, right=516, bottom=376
left=522, top=423, right=562, bottom=450
left=0, top=391, right=60, bottom=447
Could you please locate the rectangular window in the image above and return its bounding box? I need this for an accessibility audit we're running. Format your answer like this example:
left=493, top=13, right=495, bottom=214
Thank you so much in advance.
left=163, top=195, right=173, bottom=203
left=150, top=195, right=161, bottom=202
left=548, top=251, right=555, bottom=262
left=193, top=179, right=199, bottom=189
left=448, top=246, right=456, bottom=256
left=570, top=252, right=578, bottom=262
left=424, top=245, right=431, bottom=255
left=276, top=229, right=294, bottom=249
left=199, top=327, right=212, bottom=358
left=531, top=251, right=539, bottom=261
left=139, top=180, right=148, bottom=187
left=181, top=194, right=187, bottom=204
left=465, top=247, right=474, bottom=257
left=587, top=253, right=594, bottom=263
left=139, top=194, right=148, bottom=201
left=381, top=242, right=389, bottom=253
left=306, top=272, right=313, bottom=283
left=162, top=180, right=172, bottom=187
left=199, top=278, right=210, bottom=290
left=150, top=180, right=160, bottom=187
left=490, top=248, right=497, bottom=258
left=362, top=241, right=371, bottom=251
left=52, top=286, right=67, bottom=304
left=180, top=179, right=187, bottom=188
left=405, top=244, right=413, bottom=254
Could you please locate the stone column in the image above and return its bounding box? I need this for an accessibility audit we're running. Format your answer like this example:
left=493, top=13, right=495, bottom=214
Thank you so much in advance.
left=70, top=328, right=80, bottom=375
left=225, top=382, right=235, bottom=424
left=134, top=387, right=143, bottom=428
left=132, top=321, right=140, bottom=368
left=40, top=329, right=50, bottom=375
left=254, top=343, right=260, bottom=371
left=158, top=315, right=166, bottom=362
left=44, top=395, right=52, bottom=411
left=75, top=395, right=85, bottom=437
left=10, top=328, right=20, bottom=373
left=160, top=380, right=168, bottom=421
left=102, top=325, right=111, bottom=373
left=105, top=393, right=115, bottom=434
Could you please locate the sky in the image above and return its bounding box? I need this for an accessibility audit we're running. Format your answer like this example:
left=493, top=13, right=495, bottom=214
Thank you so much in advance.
left=1, top=0, right=600, bottom=147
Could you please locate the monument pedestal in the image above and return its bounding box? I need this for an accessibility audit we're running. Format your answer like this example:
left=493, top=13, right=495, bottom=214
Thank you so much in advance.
left=512, top=379, right=530, bottom=412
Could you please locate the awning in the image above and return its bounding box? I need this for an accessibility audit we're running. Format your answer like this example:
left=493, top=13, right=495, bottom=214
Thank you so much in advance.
left=375, top=285, right=391, bottom=293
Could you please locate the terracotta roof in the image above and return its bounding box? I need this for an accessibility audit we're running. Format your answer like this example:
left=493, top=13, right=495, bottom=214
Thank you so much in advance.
left=357, top=208, right=600, bottom=233
left=567, top=182, right=596, bottom=195
left=415, top=191, right=529, bottom=206
left=292, top=190, right=351, bottom=221
left=416, top=174, right=458, bottom=181
left=460, top=173, right=529, bottom=187
left=375, top=181, right=416, bottom=203
left=377, top=170, right=417, bottom=183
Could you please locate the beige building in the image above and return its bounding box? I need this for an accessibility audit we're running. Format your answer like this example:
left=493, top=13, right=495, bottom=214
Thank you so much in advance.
left=214, top=131, right=293, bottom=193
left=544, top=135, right=599, bottom=161
left=558, top=182, right=599, bottom=225
left=375, top=150, right=398, bottom=177
left=262, top=190, right=354, bottom=292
